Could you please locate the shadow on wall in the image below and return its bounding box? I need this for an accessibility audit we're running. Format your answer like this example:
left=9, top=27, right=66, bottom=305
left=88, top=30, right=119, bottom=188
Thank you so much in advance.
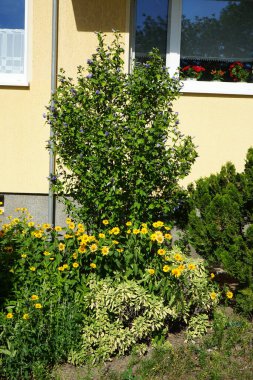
left=71, top=0, right=128, bottom=32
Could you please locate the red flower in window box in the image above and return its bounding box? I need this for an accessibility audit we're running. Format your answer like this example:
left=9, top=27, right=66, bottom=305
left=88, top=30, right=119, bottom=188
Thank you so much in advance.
left=229, top=61, right=250, bottom=82
left=181, top=65, right=205, bottom=80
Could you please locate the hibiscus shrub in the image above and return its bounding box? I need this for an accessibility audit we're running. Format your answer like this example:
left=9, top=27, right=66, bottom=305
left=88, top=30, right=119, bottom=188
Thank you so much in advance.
left=45, top=32, right=197, bottom=230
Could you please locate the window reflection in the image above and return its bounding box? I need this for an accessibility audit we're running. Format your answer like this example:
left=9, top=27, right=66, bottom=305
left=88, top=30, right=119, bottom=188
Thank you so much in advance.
left=0, top=0, right=25, bottom=74
left=135, top=0, right=169, bottom=63
left=180, top=0, right=253, bottom=82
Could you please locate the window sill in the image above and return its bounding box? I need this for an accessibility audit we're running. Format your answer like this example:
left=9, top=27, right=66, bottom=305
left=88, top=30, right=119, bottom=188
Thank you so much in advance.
left=0, top=74, right=29, bottom=87
left=0, top=81, right=29, bottom=87
left=181, top=80, right=253, bottom=96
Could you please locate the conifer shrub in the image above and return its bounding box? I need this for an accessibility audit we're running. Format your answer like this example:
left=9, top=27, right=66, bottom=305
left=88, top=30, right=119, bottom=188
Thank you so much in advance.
left=185, top=148, right=253, bottom=316
left=45, top=32, right=197, bottom=230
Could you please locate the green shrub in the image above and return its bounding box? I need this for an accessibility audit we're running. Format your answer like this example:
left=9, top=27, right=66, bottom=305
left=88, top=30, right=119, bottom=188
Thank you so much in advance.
left=45, top=32, right=197, bottom=230
left=69, top=278, right=176, bottom=364
left=185, top=148, right=253, bottom=315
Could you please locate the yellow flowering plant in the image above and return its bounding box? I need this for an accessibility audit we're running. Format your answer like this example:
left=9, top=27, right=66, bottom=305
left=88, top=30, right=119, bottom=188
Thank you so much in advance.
left=0, top=210, right=219, bottom=376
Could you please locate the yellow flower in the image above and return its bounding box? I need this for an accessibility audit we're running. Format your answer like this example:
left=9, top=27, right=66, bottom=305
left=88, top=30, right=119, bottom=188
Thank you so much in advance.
left=147, top=268, right=155, bottom=275
left=165, top=226, right=171, bottom=231
left=165, top=233, right=172, bottom=240
left=140, top=227, right=148, bottom=234
left=112, top=240, right=119, bottom=244
left=58, top=266, right=64, bottom=271
left=32, top=231, right=43, bottom=238
left=133, top=229, right=140, bottom=234
left=226, top=291, right=233, bottom=299
left=188, top=263, right=196, bottom=270
left=90, top=243, right=98, bottom=252
left=21, top=254, right=27, bottom=259
left=142, top=223, right=147, bottom=228
left=88, top=235, right=96, bottom=242
left=29, top=266, right=36, bottom=272
left=210, top=292, right=217, bottom=300
left=210, top=273, right=215, bottom=279
left=164, top=256, right=170, bottom=261
left=35, top=303, right=42, bottom=309
left=42, top=223, right=51, bottom=229
left=0, top=210, right=3, bottom=215
left=77, top=223, right=85, bottom=232
left=109, top=227, right=120, bottom=235
left=73, top=252, right=78, bottom=259
left=90, top=263, right=96, bottom=269
left=63, top=264, right=69, bottom=269
left=153, top=222, right=159, bottom=228
left=163, top=265, right=170, bottom=272
left=117, top=248, right=124, bottom=252
left=55, top=226, right=62, bottom=232
left=79, top=234, right=89, bottom=243
left=150, top=233, right=156, bottom=241
left=11, top=218, right=20, bottom=224
left=99, top=233, right=105, bottom=239
left=23, top=313, right=29, bottom=320
left=49, top=258, right=55, bottom=261
left=73, top=262, right=79, bottom=268
left=155, top=231, right=164, bottom=244
left=127, top=229, right=131, bottom=234
left=156, top=221, right=164, bottom=227
left=78, top=245, right=87, bottom=253
left=6, top=313, right=13, bottom=319
left=64, top=234, right=73, bottom=239
left=43, top=251, right=51, bottom=256
left=178, top=264, right=185, bottom=271
left=174, top=253, right=183, bottom=262
left=28, top=222, right=35, bottom=227
left=31, top=295, right=39, bottom=300
left=68, top=222, right=75, bottom=230
left=171, top=268, right=182, bottom=277
left=126, top=221, right=132, bottom=226
left=102, top=219, right=109, bottom=225
left=58, top=243, right=65, bottom=251
left=157, top=248, right=166, bottom=256
left=101, top=246, right=109, bottom=256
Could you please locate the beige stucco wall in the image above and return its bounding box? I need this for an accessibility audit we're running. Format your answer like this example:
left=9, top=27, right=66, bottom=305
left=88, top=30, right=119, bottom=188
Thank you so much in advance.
left=58, top=0, right=130, bottom=77
left=0, top=0, right=252, bottom=194
left=0, top=0, right=52, bottom=193
left=178, top=94, right=253, bottom=187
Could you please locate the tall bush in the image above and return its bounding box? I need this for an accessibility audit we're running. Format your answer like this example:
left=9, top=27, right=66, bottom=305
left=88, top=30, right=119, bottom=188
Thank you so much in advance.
left=45, top=32, right=197, bottom=229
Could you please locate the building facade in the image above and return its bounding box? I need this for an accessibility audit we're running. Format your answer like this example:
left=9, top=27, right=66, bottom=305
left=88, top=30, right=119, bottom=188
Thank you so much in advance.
left=0, top=0, right=253, bottom=222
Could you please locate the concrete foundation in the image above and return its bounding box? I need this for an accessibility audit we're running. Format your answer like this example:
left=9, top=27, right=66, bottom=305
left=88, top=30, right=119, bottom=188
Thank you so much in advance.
left=0, top=193, right=67, bottom=226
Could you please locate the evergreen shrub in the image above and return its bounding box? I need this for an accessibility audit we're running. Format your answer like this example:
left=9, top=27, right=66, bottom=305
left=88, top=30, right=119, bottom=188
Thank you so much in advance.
left=186, top=148, right=253, bottom=316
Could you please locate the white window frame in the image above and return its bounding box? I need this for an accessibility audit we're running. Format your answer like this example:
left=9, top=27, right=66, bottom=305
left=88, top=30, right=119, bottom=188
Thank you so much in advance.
left=133, top=0, right=253, bottom=96
left=0, top=0, right=29, bottom=86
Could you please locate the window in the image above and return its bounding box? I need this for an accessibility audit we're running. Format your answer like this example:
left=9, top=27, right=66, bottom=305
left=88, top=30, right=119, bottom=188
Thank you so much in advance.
left=133, top=0, right=253, bottom=95
left=0, top=0, right=28, bottom=86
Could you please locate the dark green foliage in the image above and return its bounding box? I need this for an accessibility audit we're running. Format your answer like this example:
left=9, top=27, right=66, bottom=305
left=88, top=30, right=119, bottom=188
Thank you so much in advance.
left=185, top=148, right=253, bottom=314
left=46, top=32, right=197, bottom=230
